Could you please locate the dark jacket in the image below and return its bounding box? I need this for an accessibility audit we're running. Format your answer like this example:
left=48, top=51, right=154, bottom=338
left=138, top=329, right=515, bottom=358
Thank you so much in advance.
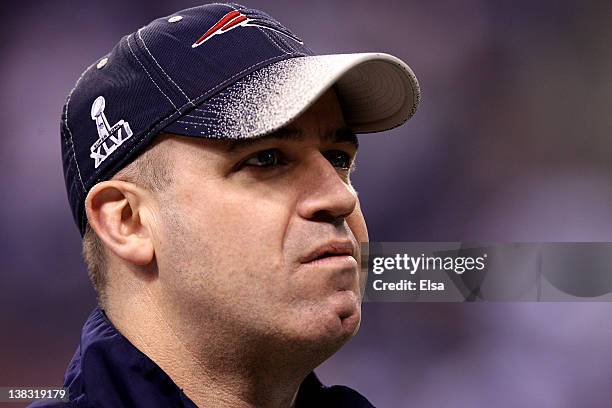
left=29, top=308, right=374, bottom=407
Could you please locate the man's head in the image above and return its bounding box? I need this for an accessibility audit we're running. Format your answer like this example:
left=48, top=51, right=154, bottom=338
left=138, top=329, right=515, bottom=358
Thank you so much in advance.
left=84, top=88, right=367, bottom=357
left=62, top=3, right=419, bottom=363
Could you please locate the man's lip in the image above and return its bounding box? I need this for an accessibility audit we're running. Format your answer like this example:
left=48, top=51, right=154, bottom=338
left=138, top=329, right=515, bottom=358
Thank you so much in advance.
left=300, top=240, right=356, bottom=264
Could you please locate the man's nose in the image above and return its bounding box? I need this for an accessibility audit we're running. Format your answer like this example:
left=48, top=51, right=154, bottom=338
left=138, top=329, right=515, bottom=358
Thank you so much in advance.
left=296, top=153, right=358, bottom=223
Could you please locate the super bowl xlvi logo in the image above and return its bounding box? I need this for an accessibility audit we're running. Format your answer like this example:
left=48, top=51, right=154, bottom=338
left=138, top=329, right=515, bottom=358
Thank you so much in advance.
left=192, top=9, right=303, bottom=48
left=89, top=96, right=133, bottom=168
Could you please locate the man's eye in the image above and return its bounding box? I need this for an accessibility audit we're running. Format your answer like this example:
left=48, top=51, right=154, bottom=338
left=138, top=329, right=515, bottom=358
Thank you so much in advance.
left=243, top=149, right=283, bottom=167
left=324, top=150, right=352, bottom=169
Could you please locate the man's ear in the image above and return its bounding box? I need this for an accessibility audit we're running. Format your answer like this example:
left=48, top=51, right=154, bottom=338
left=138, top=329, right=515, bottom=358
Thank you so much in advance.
left=84, top=180, right=155, bottom=266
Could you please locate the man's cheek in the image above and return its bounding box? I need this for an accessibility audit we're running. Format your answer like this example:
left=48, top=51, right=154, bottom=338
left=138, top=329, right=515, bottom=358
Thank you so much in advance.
left=347, top=202, right=368, bottom=243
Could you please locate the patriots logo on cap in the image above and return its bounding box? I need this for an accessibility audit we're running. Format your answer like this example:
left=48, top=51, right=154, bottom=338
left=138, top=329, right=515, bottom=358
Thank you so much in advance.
left=192, top=9, right=303, bottom=48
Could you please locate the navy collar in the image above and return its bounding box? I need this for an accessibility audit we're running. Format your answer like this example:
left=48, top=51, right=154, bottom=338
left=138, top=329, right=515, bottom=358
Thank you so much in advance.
left=64, top=307, right=194, bottom=407
left=60, top=307, right=374, bottom=407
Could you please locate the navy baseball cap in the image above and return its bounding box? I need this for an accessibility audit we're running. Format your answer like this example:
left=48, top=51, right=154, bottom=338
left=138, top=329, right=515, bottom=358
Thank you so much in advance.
left=61, top=3, right=420, bottom=235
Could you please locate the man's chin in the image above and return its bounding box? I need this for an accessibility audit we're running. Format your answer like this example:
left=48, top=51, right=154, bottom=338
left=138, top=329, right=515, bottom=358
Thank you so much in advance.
left=338, top=308, right=361, bottom=335
left=328, top=289, right=362, bottom=336
left=291, top=294, right=362, bottom=349
left=247, top=303, right=360, bottom=371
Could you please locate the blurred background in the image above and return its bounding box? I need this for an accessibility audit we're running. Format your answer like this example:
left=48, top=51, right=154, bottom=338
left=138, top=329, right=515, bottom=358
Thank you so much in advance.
left=2, top=0, right=612, bottom=407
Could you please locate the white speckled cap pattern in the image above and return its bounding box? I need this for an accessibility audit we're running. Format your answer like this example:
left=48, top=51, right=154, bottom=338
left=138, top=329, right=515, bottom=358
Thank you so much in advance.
left=164, top=53, right=420, bottom=139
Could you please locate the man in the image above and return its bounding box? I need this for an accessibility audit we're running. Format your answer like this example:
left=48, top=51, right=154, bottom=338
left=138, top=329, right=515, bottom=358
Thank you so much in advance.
left=34, top=3, right=419, bottom=407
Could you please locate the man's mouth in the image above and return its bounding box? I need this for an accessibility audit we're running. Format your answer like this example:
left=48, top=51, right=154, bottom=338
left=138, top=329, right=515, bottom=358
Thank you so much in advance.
left=299, top=240, right=356, bottom=265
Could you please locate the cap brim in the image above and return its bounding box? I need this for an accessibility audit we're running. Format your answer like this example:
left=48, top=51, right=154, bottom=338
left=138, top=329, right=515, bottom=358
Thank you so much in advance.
left=163, top=53, right=420, bottom=139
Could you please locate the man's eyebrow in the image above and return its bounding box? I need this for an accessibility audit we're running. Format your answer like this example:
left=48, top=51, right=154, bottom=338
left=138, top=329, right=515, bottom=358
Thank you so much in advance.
left=224, top=126, right=358, bottom=153
left=330, top=126, right=359, bottom=149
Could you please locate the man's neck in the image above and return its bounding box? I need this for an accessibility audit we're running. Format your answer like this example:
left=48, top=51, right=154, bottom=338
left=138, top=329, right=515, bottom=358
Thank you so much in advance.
left=105, top=293, right=308, bottom=408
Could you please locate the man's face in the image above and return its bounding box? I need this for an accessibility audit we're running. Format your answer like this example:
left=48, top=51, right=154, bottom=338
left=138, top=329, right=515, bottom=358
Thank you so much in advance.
left=153, top=89, right=368, bottom=356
